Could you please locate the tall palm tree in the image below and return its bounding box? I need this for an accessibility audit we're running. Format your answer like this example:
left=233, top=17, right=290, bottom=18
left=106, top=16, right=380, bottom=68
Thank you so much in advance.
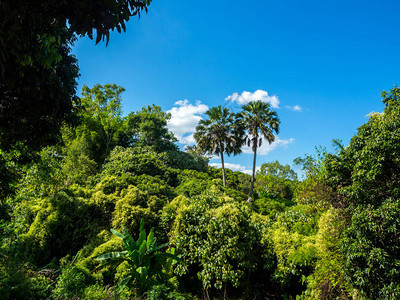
left=194, top=106, right=244, bottom=186
left=241, top=101, right=280, bottom=199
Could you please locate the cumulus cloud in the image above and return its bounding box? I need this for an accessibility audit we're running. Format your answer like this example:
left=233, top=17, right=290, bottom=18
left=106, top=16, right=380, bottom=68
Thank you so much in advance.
left=225, top=90, right=280, bottom=108
left=209, top=162, right=260, bottom=175
left=285, top=105, right=302, bottom=112
left=241, top=136, right=295, bottom=155
left=209, top=162, right=246, bottom=172
left=167, top=99, right=208, bottom=144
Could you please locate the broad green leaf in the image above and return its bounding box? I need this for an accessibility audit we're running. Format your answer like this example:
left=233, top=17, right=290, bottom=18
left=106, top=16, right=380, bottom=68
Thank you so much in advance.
left=152, top=242, right=169, bottom=252
left=95, top=251, right=128, bottom=261
left=146, top=228, right=155, bottom=248
left=110, top=228, right=125, bottom=239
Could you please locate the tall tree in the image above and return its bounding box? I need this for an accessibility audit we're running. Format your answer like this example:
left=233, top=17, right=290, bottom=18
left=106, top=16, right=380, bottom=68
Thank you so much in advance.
left=0, top=30, right=79, bottom=150
left=80, top=84, right=125, bottom=159
left=258, top=160, right=298, bottom=181
left=241, top=101, right=280, bottom=199
left=0, top=0, right=151, bottom=71
left=0, top=0, right=151, bottom=150
left=124, top=104, right=178, bottom=152
left=194, top=106, right=244, bottom=186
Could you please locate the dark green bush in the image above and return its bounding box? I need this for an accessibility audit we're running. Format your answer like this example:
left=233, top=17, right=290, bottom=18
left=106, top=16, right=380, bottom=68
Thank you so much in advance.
left=52, top=265, right=94, bottom=299
left=0, top=262, right=51, bottom=299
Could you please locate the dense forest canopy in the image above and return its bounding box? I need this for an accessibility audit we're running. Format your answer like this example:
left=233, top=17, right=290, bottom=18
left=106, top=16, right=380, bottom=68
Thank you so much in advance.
left=1, top=1, right=400, bottom=299
left=1, top=82, right=400, bottom=299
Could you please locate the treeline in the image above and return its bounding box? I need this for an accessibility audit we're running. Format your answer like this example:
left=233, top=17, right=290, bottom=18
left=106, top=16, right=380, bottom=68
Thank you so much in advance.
left=0, top=85, right=400, bottom=299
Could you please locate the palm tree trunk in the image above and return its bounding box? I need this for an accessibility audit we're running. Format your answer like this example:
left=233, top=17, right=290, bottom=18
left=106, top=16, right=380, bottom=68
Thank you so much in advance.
left=249, top=140, right=257, bottom=199
left=221, top=151, right=226, bottom=186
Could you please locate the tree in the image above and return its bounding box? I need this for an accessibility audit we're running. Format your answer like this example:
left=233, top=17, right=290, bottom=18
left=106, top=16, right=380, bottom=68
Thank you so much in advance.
left=323, top=86, right=400, bottom=298
left=0, top=0, right=151, bottom=150
left=95, top=219, right=180, bottom=297
left=124, top=105, right=178, bottom=152
left=194, top=106, right=244, bottom=186
left=165, top=193, right=271, bottom=299
left=0, top=0, right=151, bottom=70
left=240, top=101, right=280, bottom=199
left=257, top=160, right=298, bottom=181
left=0, top=30, right=79, bottom=150
left=81, top=84, right=125, bottom=159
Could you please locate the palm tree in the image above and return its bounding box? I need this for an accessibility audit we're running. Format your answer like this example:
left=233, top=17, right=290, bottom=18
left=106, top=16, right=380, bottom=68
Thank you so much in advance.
left=194, top=106, right=244, bottom=186
left=241, top=101, right=280, bottom=199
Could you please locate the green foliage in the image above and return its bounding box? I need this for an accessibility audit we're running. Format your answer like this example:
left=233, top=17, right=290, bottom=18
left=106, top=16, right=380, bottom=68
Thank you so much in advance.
left=52, top=264, right=94, bottom=299
left=258, top=160, right=298, bottom=181
left=319, top=87, right=400, bottom=298
left=18, top=190, right=103, bottom=265
left=111, top=186, right=157, bottom=235
left=0, top=0, right=150, bottom=152
left=194, top=106, right=244, bottom=157
left=7, top=147, right=68, bottom=239
left=160, top=195, right=190, bottom=234
left=81, top=84, right=125, bottom=156
left=101, top=146, right=178, bottom=187
left=206, top=167, right=251, bottom=200
left=168, top=192, right=271, bottom=294
left=74, top=231, right=124, bottom=284
left=254, top=197, right=293, bottom=219
left=17, top=147, right=65, bottom=198
left=0, top=260, right=52, bottom=299
left=325, top=88, right=400, bottom=206
left=303, top=208, right=353, bottom=299
left=194, top=105, right=244, bottom=186
left=82, top=284, right=119, bottom=300
left=1, top=0, right=150, bottom=70
left=176, top=170, right=212, bottom=197
left=124, top=105, right=177, bottom=152
left=62, top=116, right=105, bottom=184
left=162, top=150, right=208, bottom=173
left=95, top=219, right=180, bottom=297
left=146, top=284, right=191, bottom=300
left=341, top=199, right=400, bottom=299
left=271, top=205, right=320, bottom=296
left=0, top=147, right=23, bottom=200
left=6, top=80, right=400, bottom=300
left=0, top=29, right=79, bottom=150
left=240, top=100, right=280, bottom=197
left=256, top=174, right=297, bottom=201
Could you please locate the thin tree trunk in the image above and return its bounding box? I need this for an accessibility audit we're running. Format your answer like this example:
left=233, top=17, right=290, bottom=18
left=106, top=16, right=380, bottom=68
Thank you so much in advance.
left=103, top=128, right=114, bottom=164
left=249, top=139, right=257, bottom=199
left=224, top=283, right=228, bottom=300
left=206, top=288, right=211, bottom=300
left=221, top=151, right=226, bottom=186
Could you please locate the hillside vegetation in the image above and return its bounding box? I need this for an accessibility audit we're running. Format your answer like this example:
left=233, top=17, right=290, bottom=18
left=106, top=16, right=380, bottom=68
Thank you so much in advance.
left=1, top=85, right=400, bottom=299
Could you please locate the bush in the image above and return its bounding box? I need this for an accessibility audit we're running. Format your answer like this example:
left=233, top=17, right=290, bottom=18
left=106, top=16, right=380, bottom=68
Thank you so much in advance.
left=111, top=186, right=157, bottom=235
left=341, top=199, right=400, bottom=299
left=167, top=190, right=272, bottom=296
left=271, top=205, right=320, bottom=296
left=52, top=265, right=94, bottom=299
left=304, top=208, right=353, bottom=299
left=83, top=284, right=119, bottom=300
left=147, top=284, right=190, bottom=300
left=0, top=261, right=51, bottom=300
left=19, top=190, right=103, bottom=265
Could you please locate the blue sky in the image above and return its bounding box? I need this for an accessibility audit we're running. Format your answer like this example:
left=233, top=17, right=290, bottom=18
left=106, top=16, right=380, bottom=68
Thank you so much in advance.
left=73, top=0, right=400, bottom=175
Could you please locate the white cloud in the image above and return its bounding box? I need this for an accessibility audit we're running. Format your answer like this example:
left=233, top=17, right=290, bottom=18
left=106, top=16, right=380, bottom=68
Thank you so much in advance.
left=225, top=90, right=280, bottom=108
left=167, top=99, right=208, bottom=144
left=209, top=162, right=261, bottom=175
left=209, top=162, right=246, bottom=172
left=285, top=105, right=302, bottom=112
left=180, top=133, right=195, bottom=145
left=241, top=136, right=295, bottom=155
